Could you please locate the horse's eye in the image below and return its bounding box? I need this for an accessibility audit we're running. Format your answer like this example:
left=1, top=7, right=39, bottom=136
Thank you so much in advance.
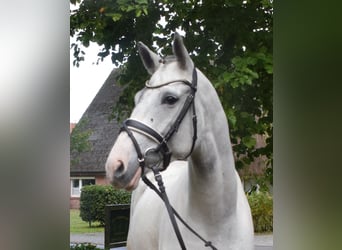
left=163, top=95, right=179, bottom=105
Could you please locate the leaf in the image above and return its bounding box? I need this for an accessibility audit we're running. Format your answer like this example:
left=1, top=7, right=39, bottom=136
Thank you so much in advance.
left=135, top=9, right=142, bottom=17
left=142, top=7, right=148, bottom=15
left=245, top=68, right=259, bottom=79
left=230, top=80, right=239, bottom=88
left=246, top=56, right=257, bottom=65
left=136, top=0, right=148, bottom=4
left=113, top=15, right=122, bottom=21
left=227, top=109, right=237, bottom=127
left=222, top=71, right=233, bottom=82
left=126, top=5, right=135, bottom=12
left=265, top=64, right=273, bottom=74
left=105, top=13, right=122, bottom=21
left=242, top=136, right=256, bottom=149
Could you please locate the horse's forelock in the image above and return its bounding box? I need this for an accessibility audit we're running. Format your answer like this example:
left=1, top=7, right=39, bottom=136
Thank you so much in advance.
left=160, top=55, right=177, bottom=64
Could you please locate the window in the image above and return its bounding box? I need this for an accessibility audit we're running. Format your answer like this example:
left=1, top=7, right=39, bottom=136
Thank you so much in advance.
left=70, top=177, right=95, bottom=197
left=71, top=179, right=80, bottom=197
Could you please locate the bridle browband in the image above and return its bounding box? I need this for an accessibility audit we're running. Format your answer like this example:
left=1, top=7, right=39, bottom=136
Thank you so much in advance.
left=120, top=67, right=217, bottom=250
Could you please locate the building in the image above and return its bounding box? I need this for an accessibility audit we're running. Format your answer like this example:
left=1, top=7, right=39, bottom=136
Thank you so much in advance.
left=70, top=69, right=124, bottom=209
left=70, top=123, right=76, bottom=133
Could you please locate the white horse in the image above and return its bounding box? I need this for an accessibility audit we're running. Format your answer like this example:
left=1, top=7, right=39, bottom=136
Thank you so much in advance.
left=106, top=33, right=254, bottom=249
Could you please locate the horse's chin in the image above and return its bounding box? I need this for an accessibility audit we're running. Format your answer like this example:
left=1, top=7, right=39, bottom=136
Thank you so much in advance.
left=124, top=167, right=142, bottom=191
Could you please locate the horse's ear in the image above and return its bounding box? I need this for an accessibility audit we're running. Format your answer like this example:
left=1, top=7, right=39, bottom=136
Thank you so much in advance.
left=138, top=42, right=160, bottom=75
left=172, top=32, right=193, bottom=70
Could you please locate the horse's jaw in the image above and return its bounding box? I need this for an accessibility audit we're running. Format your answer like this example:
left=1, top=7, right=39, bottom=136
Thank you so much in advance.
left=124, top=167, right=142, bottom=191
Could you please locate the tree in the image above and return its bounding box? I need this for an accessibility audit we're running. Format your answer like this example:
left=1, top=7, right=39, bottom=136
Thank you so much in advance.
left=70, top=118, right=92, bottom=165
left=70, top=0, right=273, bottom=182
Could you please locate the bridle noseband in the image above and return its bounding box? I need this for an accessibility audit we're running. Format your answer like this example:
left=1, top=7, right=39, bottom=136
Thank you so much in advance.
left=120, top=67, right=198, bottom=173
left=119, top=67, right=217, bottom=250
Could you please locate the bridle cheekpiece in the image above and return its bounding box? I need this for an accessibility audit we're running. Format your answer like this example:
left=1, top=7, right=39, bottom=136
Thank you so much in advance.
left=120, top=67, right=198, bottom=173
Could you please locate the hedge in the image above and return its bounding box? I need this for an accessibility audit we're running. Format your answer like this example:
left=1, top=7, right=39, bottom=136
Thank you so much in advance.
left=70, top=243, right=101, bottom=250
left=247, top=191, right=273, bottom=233
left=80, top=185, right=131, bottom=226
left=79, top=184, right=272, bottom=233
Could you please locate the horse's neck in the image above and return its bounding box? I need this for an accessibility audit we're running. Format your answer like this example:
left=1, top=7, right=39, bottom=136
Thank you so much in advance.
left=187, top=71, right=238, bottom=223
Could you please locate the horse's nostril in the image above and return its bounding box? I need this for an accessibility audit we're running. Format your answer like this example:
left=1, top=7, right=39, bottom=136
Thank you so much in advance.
left=114, top=161, right=125, bottom=178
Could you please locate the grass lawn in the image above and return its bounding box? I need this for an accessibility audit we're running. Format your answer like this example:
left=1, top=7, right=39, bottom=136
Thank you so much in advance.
left=70, top=209, right=104, bottom=234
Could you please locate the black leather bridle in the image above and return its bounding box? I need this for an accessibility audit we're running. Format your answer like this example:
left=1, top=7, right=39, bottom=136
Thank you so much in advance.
left=120, top=67, right=198, bottom=173
left=120, top=67, right=217, bottom=250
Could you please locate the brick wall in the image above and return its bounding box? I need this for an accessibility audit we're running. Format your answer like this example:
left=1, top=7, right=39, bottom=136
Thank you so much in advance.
left=70, top=197, right=80, bottom=209
left=96, top=175, right=111, bottom=185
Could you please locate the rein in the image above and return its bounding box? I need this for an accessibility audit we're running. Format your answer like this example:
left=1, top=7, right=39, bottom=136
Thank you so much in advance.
left=120, top=68, right=217, bottom=250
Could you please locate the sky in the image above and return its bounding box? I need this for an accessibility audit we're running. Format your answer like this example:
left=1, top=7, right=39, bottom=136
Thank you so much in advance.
left=70, top=42, right=115, bottom=123
left=70, top=2, right=115, bottom=123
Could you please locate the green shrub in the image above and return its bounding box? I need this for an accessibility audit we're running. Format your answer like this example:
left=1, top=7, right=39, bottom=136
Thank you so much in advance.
left=80, top=185, right=131, bottom=226
left=70, top=243, right=101, bottom=250
left=247, top=191, right=273, bottom=233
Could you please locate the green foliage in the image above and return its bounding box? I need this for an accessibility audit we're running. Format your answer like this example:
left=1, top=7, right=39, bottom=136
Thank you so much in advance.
left=70, top=0, right=273, bottom=180
left=70, top=243, right=101, bottom=250
left=80, top=185, right=131, bottom=226
left=247, top=192, right=273, bottom=233
left=70, top=118, right=92, bottom=165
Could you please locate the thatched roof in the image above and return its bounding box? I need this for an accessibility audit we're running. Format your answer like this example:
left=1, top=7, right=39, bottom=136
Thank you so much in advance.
left=70, top=69, right=124, bottom=176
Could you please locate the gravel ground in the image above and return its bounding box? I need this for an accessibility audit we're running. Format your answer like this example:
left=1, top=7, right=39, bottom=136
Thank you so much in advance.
left=70, top=232, right=273, bottom=249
